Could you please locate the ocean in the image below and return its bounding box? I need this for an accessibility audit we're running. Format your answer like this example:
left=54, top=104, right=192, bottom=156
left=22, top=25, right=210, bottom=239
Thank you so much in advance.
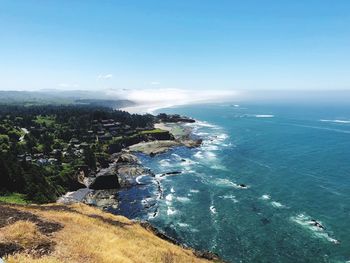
left=114, top=103, right=350, bottom=263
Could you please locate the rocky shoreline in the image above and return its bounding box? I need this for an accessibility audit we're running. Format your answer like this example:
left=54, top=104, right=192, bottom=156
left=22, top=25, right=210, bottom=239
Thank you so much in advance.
left=58, top=116, right=201, bottom=208
left=55, top=115, right=226, bottom=262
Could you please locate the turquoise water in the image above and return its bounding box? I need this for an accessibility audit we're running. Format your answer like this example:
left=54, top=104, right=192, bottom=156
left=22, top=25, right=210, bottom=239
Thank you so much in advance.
left=120, top=103, right=350, bottom=263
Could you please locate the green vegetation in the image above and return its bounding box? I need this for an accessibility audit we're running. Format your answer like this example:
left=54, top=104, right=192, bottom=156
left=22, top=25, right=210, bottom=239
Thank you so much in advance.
left=0, top=104, right=156, bottom=203
left=138, top=128, right=166, bottom=134
left=0, top=192, right=28, bottom=204
left=34, top=115, right=56, bottom=126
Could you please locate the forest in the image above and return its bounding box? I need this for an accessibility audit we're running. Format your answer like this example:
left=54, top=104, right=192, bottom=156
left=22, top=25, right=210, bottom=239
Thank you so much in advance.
left=0, top=104, right=156, bottom=203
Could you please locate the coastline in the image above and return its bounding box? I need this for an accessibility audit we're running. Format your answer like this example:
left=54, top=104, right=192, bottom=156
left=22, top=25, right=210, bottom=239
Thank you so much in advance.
left=55, top=109, right=226, bottom=261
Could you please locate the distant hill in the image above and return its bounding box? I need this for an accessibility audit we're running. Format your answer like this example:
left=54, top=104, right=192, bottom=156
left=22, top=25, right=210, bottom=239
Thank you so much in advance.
left=0, top=90, right=135, bottom=109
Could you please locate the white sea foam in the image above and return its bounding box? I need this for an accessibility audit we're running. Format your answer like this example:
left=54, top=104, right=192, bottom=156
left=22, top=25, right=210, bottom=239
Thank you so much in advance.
left=195, top=121, right=218, bottom=128
left=320, top=119, right=350, bottom=124
left=183, top=168, right=196, bottom=173
left=215, top=178, right=236, bottom=187
left=210, top=164, right=228, bottom=171
left=194, top=151, right=204, bottom=159
left=154, top=173, right=163, bottom=179
left=170, top=187, right=175, bottom=193
left=196, top=132, right=210, bottom=136
left=288, top=123, right=350, bottom=134
left=180, top=159, right=198, bottom=166
left=178, top=223, right=190, bottom=227
left=216, top=133, right=228, bottom=140
left=291, top=213, right=339, bottom=244
left=177, top=196, right=190, bottom=202
left=171, top=153, right=181, bottom=159
left=135, top=175, right=147, bottom=184
left=271, top=201, right=286, bottom=208
left=218, top=180, right=249, bottom=189
left=215, top=178, right=247, bottom=189
left=167, top=207, right=177, bottom=215
left=210, top=205, right=217, bottom=214
left=219, top=195, right=239, bottom=203
left=159, top=159, right=172, bottom=167
left=148, top=211, right=158, bottom=219
left=202, top=145, right=219, bottom=151
left=190, top=189, right=199, bottom=193
left=165, top=194, right=173, bottom=201
left=205, top=152, right=216, bottom=159
left=260, top=194, right=271, bottom=200
left=255, top=114, right=275, bottom=118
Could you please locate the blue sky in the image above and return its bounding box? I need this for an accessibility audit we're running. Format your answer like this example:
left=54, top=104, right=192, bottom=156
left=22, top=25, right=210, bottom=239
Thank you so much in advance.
left=1, top=0, right=350, bottom=91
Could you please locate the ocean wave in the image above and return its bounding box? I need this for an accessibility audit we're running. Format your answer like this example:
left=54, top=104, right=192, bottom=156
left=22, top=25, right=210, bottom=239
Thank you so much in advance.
left=165, top=194, right=173, bottom=201
left=320, top=119, right=350, bottom=124
left=210, top=205, right=217, bottom=214
left=180, top=158, right=198, bottom=166
left=189, top=189, right=199, bottom=193
left=201, top=145, right=219, bottom=151
left=205, top=133, right=229, bottom=145
left=215, top=178, right=236, bottom=187
left=219, top=195, right=239, bottom=203
left=205, top=152, right=217, bottom=159
left=148, top=211, right=158, bottom=219
left=255, top=114, right=275, bottom=118
left=291, top=213, right=339, bottom=244
left=195, top=132, right=210, bottom=136
left=270, top=201, right=286, bottom=208
left=182, top=168, right=196, bottom=173
left=216, top=133, right=229, bottom=140
left=194, top=151, right=204, bottom=159
left=159, top=159, right=172, bottom=167
left=167, top=207, right=177, bottom=215
left=210, top=164, right=228, bottom=171
left=190, top=120, right=218, bottom=128
left=178, top=223, right=190, bottom=227
left=135, top=175, right=147, bottom=184
left=170, top=187, right=175, bottom=193
left=260, top=194, right=271, bottom=200
left=260, top=195, right=286, bottom=208
left=215, top=178, right=248, bottom=189
left=171, top=153, right=182, bottom=159
left=177, top=196, right=191, bottom=202
left=287, top=123, right=350, bottom=134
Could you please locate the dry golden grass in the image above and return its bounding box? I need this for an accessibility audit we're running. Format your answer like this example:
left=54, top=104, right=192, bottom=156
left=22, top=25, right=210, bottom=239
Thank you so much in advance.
left=2, top=204, right=215, bottom=263
left=0, top=221, right=49, bottom=249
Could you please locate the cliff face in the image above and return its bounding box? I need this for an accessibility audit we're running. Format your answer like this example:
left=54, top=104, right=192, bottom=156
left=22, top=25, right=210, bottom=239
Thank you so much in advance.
left=0, top=203, right=219, bottom=263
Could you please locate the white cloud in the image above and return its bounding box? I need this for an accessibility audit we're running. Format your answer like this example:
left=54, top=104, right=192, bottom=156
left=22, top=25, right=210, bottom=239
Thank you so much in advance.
left=105, top=88, right=240, bottom=113
left=97, top=74, right=113, bottom=80
left=150, top=81, right=160, bottom=85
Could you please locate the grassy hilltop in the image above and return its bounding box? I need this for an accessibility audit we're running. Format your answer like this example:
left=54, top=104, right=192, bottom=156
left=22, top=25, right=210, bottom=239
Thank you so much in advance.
left=0, top=203, right=219, bottom=263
